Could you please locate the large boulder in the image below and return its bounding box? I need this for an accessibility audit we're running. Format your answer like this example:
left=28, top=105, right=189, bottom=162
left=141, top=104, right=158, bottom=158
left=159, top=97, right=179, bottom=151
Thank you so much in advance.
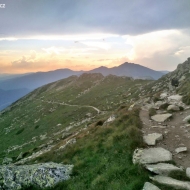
left=151, top=114, right=172, bottom=122
left=133, top=148, right=172, bottom=164
left=168, top=95, right=182, bottom=102
left=143, top=133, right=163, bottom=146
left=150, top=175, right=190, bottom=190
left=145, top=163, right=182, bottom=175
left=0, top=162, right=73, bottom=189
left=142, top=182, right=161, bottom=190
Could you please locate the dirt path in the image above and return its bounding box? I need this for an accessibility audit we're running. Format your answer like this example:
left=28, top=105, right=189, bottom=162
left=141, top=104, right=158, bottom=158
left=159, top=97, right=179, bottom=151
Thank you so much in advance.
left=140, top=108, right=190, bottom=168
left=42, top=100, right=101, bottom=114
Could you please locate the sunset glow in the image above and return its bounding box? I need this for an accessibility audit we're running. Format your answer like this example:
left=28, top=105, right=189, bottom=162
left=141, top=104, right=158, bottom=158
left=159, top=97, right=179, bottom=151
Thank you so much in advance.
left=0, top=0, right=190, bottom=73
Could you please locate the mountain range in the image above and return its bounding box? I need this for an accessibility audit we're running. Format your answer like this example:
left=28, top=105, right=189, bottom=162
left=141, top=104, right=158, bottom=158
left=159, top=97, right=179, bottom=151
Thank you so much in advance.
left=0, top=62, right=167, bottom=111
left=0, top=58, right=189, bottom=189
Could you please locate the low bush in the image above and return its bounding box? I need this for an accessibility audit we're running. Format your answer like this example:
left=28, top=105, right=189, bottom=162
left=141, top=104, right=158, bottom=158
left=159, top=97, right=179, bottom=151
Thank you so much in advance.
left=15, top=128, right=25, bottom=135
left=149, top=108, right=156, bottom=117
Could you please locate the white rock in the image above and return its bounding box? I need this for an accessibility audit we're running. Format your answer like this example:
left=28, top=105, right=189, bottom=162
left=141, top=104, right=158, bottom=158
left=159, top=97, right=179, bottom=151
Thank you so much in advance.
left=133, top=147, right=172, bottom=164
left=151, top=113, right=172, bottom=122
left=183, top=115, right=190, bottom=123
left=155, top=101, right=164, bottom=107
left=168, top=94, right=182, bottom=102
left=167, top=105, right=180, bottom=111
left=143, top=133, right=163, bottom=145
left=104, top=115, right=115, bottom=124
left=179, top=75, right=186, bottom=82
left=142, top=182, right=161, bottom=190
left=175, top=147, right=187, bottom=154
left=160, top=92, right=168, bottom=99
left=151, top=175, right=190, bottom=190
left=146, top=163, right=182, bottom=175
left=186, top=168, right=190, bottom=178
left=128, top=104, right=135, bottom=111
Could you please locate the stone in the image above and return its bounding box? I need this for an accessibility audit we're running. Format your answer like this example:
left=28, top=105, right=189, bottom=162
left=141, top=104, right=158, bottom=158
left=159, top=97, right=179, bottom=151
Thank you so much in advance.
left=0, top=162, right=73, bottom=189
left=183, top=115, right=190, bottom=123
left=128, top=104, right=135, bottom=111
left=133, top=147, right=172, bottom=164
left=150, top=175, right=190, bottom=190
left=179, top=75, right=186, bottom=82
left=16, top=152, right=23, bottom=160
left=143, top=133, right=163, bottom=145
left=160, top=92, right=168, bottom=99
left=168, top=94, right=182, bottom=102
left=151, top=125, right=166, bottom=129
left=142, top=182, right=161, bottom=190
left=104, top=115, right=115, bottom=124
left=155, top=101, right=164, bottom=107
left=175, top=147, right=187, bottom=154
left=151, top=113, right=172, bottom=122
left=2, top=157, right=13, bottom=165
left=145, top=163, right=182, bottom=175
left=167, top=105, right=180, bottom=111
left=186, top=168, right=190, bottom=178
left=40, top=134, right=47, bottom=140
left=62, top=132, right=71, bottom=139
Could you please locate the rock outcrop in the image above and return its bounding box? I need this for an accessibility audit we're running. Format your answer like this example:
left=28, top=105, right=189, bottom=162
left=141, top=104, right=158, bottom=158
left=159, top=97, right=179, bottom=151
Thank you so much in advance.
left=0, top=162, right=73, bottom=189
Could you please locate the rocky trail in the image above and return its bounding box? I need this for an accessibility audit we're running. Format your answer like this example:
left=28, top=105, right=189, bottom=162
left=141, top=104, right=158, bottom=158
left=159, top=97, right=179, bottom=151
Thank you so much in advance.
left=135, top=92, right=190, bottom=189
left=140, top=108, right=190, bottom=168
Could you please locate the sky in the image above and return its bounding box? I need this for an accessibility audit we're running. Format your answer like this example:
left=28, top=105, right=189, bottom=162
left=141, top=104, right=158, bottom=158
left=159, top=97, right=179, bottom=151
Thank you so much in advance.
left=0, top=0, right=190, bottom=73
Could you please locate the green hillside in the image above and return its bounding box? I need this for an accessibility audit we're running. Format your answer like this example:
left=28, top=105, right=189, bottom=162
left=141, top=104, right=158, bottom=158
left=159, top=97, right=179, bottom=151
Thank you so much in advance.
left=0, top=73, right=152, bottom=190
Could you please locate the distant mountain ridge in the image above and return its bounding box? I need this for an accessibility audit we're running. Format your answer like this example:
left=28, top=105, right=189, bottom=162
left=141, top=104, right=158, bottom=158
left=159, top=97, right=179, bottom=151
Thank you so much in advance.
left=0, top=62, right=165, bottom=91
left=0, top=62, right=166, bottom=110
left=88, top=62, right=164, bottom=79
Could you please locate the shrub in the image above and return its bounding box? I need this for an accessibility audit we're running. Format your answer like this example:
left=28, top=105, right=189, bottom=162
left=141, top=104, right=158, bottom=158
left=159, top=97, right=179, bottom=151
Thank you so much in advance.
left=160, top=103, right=169, bottom=110
left=22, top=151, right=31, bottom=158
left=35, top=125, right=39, bottom=129
left=149, top=108, right=156, bottom=117
left=95, top=120, right=104, bottom=126
left=16, top=128, right=25, bottom=135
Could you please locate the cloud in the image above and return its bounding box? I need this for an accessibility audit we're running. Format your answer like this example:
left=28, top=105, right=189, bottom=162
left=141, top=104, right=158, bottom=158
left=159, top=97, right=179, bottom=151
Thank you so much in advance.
left=0, top=33, right=118, bottom=41
left=0, top=0, right=190, bottom=38
left=81, top=41, right=111, bottom=50
left=120, top=29, right=190, bottom=70
left=42, top=47, right=66, bottom=56
left=174, top=46, right=190, bottom=57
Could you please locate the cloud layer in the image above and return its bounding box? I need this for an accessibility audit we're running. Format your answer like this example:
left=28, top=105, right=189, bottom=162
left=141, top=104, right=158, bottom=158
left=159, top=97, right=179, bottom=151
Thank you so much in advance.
left=0, top=0, right=190, bottom=37
left=0, top=0, right=190, bottom=73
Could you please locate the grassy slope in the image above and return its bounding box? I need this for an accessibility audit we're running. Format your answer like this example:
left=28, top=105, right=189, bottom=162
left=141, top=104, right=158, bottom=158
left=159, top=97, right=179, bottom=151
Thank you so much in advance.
left=0, top=73, right=157, bottom=189
left=0, top=74, right=148, bottom=162
left=29, top=108, right=149, bottom=190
